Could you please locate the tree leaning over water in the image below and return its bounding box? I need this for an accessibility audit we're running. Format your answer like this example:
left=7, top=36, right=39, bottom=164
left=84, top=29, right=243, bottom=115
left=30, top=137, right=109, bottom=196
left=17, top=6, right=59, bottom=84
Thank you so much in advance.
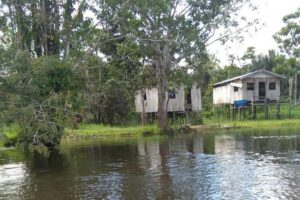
left=0, top=0, right=90, bottom=149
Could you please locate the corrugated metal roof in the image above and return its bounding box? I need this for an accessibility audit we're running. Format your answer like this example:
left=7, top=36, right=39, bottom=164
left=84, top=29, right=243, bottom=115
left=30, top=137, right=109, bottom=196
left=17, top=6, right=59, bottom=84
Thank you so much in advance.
left=213, top=69, right=286, bottom=87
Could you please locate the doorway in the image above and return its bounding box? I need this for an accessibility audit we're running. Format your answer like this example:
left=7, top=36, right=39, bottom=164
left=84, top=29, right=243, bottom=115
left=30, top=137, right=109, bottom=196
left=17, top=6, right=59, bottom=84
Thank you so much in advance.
left=259, top=82, right=266, bottom=99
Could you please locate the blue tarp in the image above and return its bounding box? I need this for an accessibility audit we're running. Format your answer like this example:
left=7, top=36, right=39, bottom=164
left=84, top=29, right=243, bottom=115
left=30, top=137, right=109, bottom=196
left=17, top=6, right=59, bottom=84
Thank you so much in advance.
left=234, top=100, right=249, bottom=108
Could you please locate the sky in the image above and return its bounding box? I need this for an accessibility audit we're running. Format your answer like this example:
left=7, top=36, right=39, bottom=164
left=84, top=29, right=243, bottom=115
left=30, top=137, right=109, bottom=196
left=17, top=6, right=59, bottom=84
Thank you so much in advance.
left=209, top=0, right=300, bottom=67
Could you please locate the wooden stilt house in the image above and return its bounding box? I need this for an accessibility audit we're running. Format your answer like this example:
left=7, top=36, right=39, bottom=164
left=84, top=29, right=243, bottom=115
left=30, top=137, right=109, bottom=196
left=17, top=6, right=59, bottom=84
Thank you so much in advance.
left=213, top=69, right=286, bottom=105
left=135, top=84, right=201, bottom=123
left=213, top=69, right=287, bottom=120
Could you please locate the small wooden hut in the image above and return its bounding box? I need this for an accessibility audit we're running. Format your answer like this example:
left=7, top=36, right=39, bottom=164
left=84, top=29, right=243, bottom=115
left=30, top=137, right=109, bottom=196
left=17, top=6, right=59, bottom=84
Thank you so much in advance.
left=135, top=84, right=201, bottom=123
left=213, top=69, right=287, bottom=120
left=213, top=69, right=286, bottom=105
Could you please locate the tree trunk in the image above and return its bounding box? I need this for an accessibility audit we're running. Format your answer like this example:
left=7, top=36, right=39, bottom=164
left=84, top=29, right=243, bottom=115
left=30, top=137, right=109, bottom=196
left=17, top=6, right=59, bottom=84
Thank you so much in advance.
left=63, top=0, right=73, bottom=58
left=41, top=0, right=48, bottom=55
left=42, top=0, right=60, bottom=55
left=157, top=72, right=168, bottom=132
left=53, top=0, right=60, bottom=45
left=31, top=1, right=42, bottom=57
left=7, top=3, right=17, bottom=43
left=14, top=0, right=25, bottom=50
left=65, top=40, right=70, bottom=58
left=156, top=43, right=170, bottom=133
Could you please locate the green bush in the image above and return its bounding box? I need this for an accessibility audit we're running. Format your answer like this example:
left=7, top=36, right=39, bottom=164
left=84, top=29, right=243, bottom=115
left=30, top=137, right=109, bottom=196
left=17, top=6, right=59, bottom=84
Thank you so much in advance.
left=202, top=110, right=214, bottom=119
left=0, top=124, right=20, bottom=147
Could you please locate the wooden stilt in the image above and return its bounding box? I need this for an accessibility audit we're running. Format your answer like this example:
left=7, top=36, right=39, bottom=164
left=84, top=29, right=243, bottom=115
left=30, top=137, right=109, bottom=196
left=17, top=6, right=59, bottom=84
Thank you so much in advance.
left=222, top=104, right=224, bottom=119
left=173, top=112, right=176, bottom=124
left=232, top=104, right=234, bottom=120
left=289, top=99, right=291, bottom=118
left=254, top=105, right=256, bottom=120
left=233, top=107, right=236, bottom=121
left=264, top=99, right=267, bottom=119
left=251, top=98, right=255, bottom=119
left=213, top=105, right=215, bottom=119
left=229, top=104, right=231, bottom=120
left=276, top=98, right=280, bottom=119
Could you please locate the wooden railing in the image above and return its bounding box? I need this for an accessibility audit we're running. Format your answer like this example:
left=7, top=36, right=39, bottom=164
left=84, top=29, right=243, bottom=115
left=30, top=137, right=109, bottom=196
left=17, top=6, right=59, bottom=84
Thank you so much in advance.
left=250, top=96, right=290, bottom=104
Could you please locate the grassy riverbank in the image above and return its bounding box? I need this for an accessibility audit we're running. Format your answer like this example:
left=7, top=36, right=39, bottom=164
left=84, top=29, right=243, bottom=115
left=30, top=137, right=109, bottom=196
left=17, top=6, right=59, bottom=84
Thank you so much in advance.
left=1, top=124, right=161, bottom=147
left=2, top=118, right=300, bottom=147
left=67, top=118, right=300, bottom=139
left=205, top=118, right=300, bottom=130
left=64, top=124, right=162, bottom=139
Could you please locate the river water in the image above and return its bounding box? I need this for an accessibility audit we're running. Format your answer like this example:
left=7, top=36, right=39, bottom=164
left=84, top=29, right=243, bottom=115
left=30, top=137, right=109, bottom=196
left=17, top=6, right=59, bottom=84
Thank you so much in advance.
left=1, top=129, right=300, bottom=200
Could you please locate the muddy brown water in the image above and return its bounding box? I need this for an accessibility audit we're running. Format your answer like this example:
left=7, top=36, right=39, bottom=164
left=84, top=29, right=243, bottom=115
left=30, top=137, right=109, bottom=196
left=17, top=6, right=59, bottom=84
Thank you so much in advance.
left=1, top=129, right=300, bottom=200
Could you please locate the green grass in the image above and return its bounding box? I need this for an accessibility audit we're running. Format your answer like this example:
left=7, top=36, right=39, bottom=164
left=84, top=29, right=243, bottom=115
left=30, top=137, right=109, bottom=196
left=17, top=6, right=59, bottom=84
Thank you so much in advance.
left=209, top=103, right=300, bottom=121
left=64, top=124, right=162, bottom=138
left=204, top=103, right=300, bottom=130
left=60, top=134, right=166, bottom=148
left=227, top=119, right=300, bottom=129
left=0, top=124, right=20, bottom=147
left=205, top=118, right=300, bottom=130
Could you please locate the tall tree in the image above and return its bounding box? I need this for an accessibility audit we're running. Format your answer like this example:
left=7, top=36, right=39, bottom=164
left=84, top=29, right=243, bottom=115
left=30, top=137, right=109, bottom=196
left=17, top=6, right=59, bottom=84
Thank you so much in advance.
left=274, top=8, right=300, bottom=58
left=274, top=8, right=300, bottom=103
left=242, top=49, right=278, bottom=71
left=93, top=0, right=255, bottom=132
left=0, top=0, right=92, bottom=57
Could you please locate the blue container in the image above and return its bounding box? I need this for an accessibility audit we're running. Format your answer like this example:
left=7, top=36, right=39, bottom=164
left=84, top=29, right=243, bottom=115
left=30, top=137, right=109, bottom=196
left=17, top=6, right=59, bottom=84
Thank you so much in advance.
left=234, top=100, right=249, bottom=108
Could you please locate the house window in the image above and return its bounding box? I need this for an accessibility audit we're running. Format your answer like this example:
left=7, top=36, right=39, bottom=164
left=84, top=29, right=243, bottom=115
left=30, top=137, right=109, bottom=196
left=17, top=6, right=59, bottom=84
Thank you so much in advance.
left=269, top=82, right=276, bottom=90
left=247, top=82, right=254, bottom=90
left=168, top=90, right=176, bottom=99
left=234, top=86, right=239, bottom=92
left=143, top=93, right=147, bottom=100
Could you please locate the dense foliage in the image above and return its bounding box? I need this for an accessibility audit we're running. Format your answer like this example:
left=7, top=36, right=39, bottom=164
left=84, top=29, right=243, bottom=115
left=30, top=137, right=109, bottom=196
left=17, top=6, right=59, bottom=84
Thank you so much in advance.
left=0, top=0, right=299, bottom=150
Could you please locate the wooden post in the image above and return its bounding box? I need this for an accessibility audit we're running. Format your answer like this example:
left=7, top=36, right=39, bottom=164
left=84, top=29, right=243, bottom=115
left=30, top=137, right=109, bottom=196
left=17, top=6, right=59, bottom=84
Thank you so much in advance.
left=251, top=97, right=254, bottom=120
left=229, top=104, right=231, bottom=120
left=264, top=99, right=266, bottom=119
left=173, top=112, right=176, bottom=124
left=231, top=105, right=234, bottom=121
left=222, top=104, right=224, bottom=119
left=232, top=105, right=235, bottom=121
left=289, top=98, right=291, bottom=118
left=295, top=73, right=297, bottom=105
left=228, top=104, right=231, bottom=121
left=217, top=106, right=221, bottom=128
left=232, top=104, right=234, bottom=121
left=213, top=105, right=215, bottom=119
left=264, top=99, right=268, bottom=119
left=276, top=97, right=280, bottom=119
left=146, top=113, right=149, bottom=124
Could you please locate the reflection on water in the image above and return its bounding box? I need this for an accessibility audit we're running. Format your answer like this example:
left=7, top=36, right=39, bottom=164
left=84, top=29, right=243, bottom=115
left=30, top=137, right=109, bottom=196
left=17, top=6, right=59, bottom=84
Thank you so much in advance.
left=1, top=130, right=300, bottom=199
left=0, top=163, right=27, bottom=199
